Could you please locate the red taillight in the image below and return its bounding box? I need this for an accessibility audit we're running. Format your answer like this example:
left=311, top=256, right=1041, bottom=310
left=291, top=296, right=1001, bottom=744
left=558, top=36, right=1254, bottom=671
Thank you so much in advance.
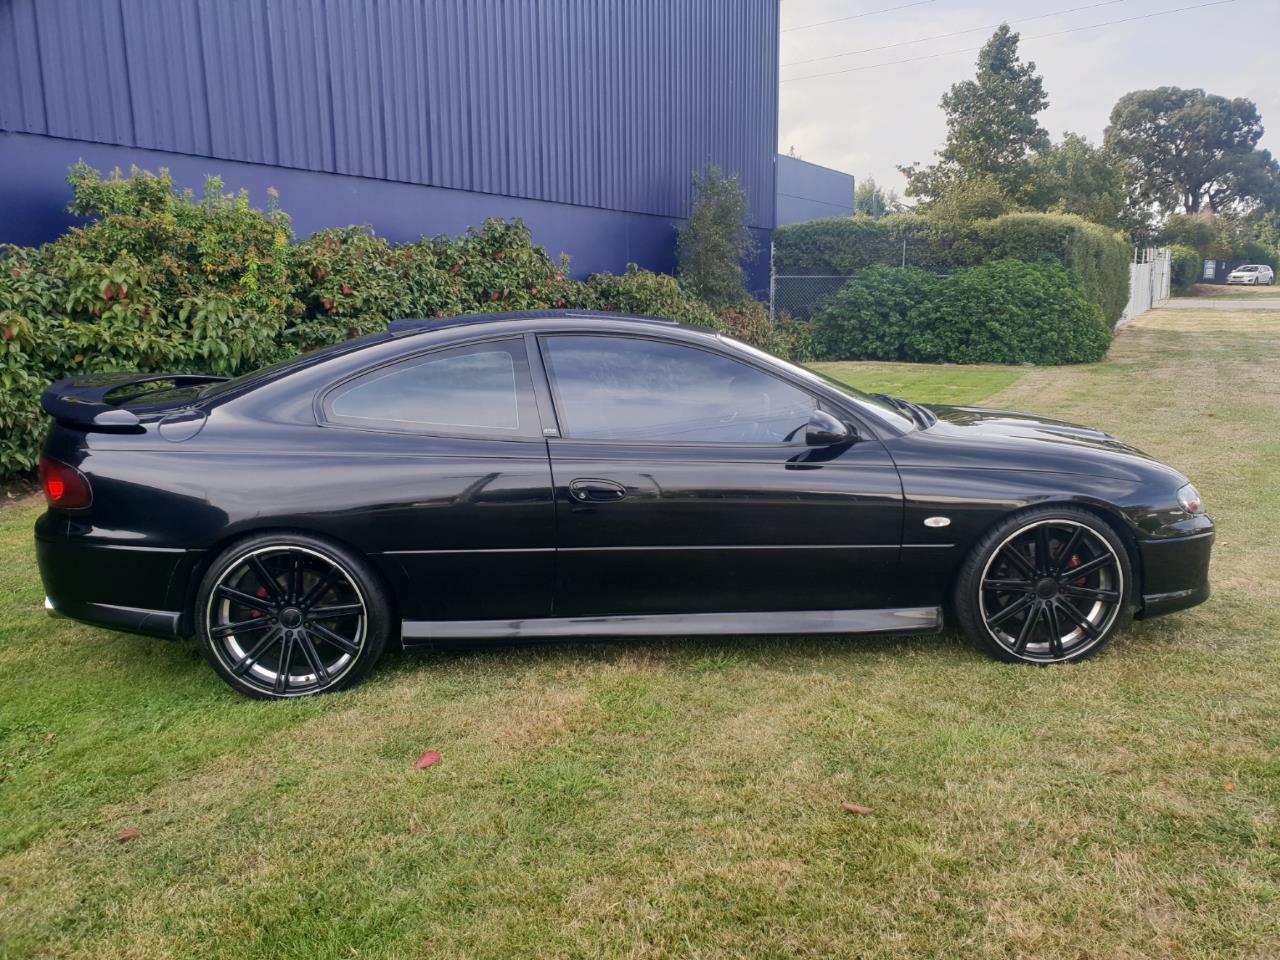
left=39, top=457, right=92, bottom=509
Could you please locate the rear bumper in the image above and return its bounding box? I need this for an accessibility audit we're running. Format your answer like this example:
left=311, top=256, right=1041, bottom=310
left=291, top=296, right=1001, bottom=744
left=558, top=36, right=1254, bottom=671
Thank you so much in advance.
left=1136, top=528, right=1214, bottom=619
left=42, top=593, right=184, bottom=637
left=36, top=518, right=201, bottom=639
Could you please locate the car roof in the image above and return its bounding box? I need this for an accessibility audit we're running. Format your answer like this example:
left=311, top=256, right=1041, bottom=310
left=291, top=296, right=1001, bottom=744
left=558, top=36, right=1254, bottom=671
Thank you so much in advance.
left=198, top=310, right=723, bottom=404
left=386, top=309, right=717, bottom=338
left=206, top=307, right=915, bottom=439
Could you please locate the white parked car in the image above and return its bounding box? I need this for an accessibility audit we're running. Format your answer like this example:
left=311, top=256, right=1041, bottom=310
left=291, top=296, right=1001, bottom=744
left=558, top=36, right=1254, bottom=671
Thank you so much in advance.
left=1225, top=264, right=1275, bottom=285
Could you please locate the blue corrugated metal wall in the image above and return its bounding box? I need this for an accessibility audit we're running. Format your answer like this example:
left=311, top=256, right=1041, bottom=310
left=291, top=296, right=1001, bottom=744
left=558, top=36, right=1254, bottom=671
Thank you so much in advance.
left=0, top=0, right=778, bottom=232
left=775, top=155, right=854, bottom=226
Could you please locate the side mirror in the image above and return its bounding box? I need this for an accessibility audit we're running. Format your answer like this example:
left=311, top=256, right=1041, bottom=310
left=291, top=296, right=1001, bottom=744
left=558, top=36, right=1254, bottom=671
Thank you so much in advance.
left=805, top=410, right=853, bottom=446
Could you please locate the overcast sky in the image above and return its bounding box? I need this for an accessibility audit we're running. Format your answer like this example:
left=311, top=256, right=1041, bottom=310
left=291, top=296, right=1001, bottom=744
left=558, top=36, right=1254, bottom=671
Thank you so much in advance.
left=778, top=0, right=1280, bottom=197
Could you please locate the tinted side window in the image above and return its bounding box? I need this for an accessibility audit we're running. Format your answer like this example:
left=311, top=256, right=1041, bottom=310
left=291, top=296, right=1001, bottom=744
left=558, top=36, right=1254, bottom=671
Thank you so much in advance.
left=324, top=339, right=540, bottom=438
left=541, top=335, right=818, bottom=443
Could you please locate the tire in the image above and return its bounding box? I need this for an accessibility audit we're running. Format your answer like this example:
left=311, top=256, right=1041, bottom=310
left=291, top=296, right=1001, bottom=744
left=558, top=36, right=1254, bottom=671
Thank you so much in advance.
left=953, top=506, right=1134, bottom=665
left=195, top=532, right=391, bottom=699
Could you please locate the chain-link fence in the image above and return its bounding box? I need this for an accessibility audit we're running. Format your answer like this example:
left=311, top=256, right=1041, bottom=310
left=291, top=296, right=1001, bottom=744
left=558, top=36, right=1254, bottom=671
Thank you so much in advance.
left=769, top=274, right=856, bottom=322
left=769, top=270, right=950, bottom=322
left=769, top=239, right=1167, bottom=328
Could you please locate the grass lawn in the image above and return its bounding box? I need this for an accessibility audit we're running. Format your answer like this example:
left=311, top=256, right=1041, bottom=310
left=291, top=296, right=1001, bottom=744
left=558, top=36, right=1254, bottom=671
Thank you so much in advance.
left=810, top=361, right=1025, bottom=406
left=2, top=307, right=1278, bottom=959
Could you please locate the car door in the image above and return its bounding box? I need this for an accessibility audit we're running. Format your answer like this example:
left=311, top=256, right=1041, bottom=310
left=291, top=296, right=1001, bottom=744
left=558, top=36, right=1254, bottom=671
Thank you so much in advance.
left=317, top=336, right=555, bottom=622
left=535, top=333, right=904, bottom=617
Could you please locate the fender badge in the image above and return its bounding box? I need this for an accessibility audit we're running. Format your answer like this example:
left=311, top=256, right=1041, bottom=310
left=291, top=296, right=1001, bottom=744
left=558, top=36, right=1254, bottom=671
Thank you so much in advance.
left=924, top=516, right=951, bottom=528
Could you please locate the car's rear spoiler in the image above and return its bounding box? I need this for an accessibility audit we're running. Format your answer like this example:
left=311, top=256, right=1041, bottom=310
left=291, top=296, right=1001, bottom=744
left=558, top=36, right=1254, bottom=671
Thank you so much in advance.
left=40, top=373, right=228, bottom=431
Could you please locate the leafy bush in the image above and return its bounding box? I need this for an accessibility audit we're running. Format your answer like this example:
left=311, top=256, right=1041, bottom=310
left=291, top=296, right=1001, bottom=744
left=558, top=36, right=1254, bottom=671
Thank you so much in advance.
left=1158, top=212, right=1231, bottom=259
left=975, top=213, right=1130, bottom=328
left=0, top=165, right=296, bottom=477
left=907, top=260, right=1112, bottom=365
left=772, top=214, right=979, bottom=275
left=1230, top=239, right=1278, bottom=270
left=1169, top=244, right=1202, bottom=294
left=0, top=246, right=58, bottom=476
left=427, top=219, right=575, bottom=315
left=811, top=267, right=943, bottom=361
left=927, top=175, right=1017, bottom=226
left=570, top=264, right=720, bottom=327
left=289, top=227, right=440, bottom=352
left=773, top=210, right=1130, bottom=327
left=717, top=299, right=814, bottom=362
left=59, top=164, right=295, bottom=372
left=288, top=220, right=578, bottom=352
left=0, top=165, right=807, bottom=479
left=676, top=165, right=756, bottom=308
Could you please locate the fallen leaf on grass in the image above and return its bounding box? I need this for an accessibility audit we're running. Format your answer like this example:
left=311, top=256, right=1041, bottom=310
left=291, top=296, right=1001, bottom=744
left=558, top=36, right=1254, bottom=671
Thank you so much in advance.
left=116, top=827, right=141, bottom=843
left=413, top=750, right=441, bottom=770
left=841, top=802, right=875, bottom=816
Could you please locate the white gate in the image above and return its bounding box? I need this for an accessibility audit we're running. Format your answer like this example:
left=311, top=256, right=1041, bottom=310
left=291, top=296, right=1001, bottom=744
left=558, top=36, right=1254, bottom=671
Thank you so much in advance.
left=1119, top=247, right=1172, bottom=326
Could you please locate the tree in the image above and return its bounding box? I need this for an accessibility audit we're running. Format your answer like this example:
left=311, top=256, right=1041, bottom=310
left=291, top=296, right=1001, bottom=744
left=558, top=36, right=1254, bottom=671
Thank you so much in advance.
left=1157, top=210, right=1280, bottom=267
left=1157, top=212, right=1232, bottom=259
left=676, top=164, right=756, bottom=307
left=927, top=175, right=1016, bottom=225
left=1024, top=133, right=1128, bottom=229
left=899, top=25, right=1049, bottom=202
left=853, top=178, right=902, bottom=218
left=1105, top=87, right=1280, bottom=216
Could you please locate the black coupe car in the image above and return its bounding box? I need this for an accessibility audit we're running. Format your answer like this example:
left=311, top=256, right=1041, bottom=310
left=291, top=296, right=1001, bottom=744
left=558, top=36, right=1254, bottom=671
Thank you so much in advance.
left=36, top=311, right=1213, bottom=699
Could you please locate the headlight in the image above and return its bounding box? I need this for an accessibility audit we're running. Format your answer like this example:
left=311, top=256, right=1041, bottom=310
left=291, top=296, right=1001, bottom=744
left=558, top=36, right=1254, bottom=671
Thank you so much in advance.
left=1177, top=483, right=1205, bottom=515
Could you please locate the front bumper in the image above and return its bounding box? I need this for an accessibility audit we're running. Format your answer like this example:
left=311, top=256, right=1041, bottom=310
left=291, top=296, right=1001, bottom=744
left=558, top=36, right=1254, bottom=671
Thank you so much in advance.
left=1136, top=527, right=1214, bottom=619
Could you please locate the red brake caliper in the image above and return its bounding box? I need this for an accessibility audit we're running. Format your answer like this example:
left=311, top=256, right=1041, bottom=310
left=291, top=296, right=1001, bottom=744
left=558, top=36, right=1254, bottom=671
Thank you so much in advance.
left=251, top=585, right=270, bottom=617
left=1064, top=554, right=1086, bottom=586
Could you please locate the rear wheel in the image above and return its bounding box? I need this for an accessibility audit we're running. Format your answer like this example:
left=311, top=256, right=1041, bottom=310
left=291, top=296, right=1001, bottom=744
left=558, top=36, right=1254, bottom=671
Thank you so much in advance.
left=196, top=533, right=390, bottom=699
left=954, top=507, right=1133, bottom=664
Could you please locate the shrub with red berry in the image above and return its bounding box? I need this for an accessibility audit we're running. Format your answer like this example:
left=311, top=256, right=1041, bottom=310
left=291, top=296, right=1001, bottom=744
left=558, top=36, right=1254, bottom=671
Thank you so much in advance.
left=0, top=167, right=789, bottom=480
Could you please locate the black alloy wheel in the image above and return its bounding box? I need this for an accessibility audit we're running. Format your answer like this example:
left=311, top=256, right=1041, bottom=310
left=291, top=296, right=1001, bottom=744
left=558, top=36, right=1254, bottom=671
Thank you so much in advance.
left=196, top=533, right=390, bottom=699
left=954, top=507, right=1133, bottom=664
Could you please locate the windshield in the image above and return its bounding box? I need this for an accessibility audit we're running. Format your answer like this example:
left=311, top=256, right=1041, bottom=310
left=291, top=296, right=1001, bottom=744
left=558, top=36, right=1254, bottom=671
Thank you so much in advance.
left=719, top=336, right=916, bottom=430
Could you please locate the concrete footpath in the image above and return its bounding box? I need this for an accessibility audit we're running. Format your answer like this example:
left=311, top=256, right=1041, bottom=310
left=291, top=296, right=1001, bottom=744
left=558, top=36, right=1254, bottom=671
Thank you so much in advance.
left=1161, top=296, right=1280, bottom=310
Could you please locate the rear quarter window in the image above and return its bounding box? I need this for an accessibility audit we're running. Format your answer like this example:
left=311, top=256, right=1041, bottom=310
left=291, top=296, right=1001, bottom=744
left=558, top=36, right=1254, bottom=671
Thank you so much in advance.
left=321, top=338, right=542, bottom=439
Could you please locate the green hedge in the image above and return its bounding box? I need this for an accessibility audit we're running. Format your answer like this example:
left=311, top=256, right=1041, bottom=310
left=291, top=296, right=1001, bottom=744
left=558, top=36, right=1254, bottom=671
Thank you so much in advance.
left=811, top=267, right=942, bottom=361
left=0, top=165, right=780, bottom=480
left=1230, top=239, right=1278, bottom=271
left=1169, top=244, right=1202, bottom=294
left=774, top=211, right=1131, bottom=327
left=908, top=260, right=1112, bottom=365
left=977, top=214, right=1130, bottom=329
left=717, top=299, right=816, bottom=362
left=772, top=214, right=981, bottom=275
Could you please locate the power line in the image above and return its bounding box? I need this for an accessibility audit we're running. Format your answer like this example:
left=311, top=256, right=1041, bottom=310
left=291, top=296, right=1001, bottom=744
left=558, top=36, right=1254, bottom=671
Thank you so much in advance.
left=782, top=0, right=942, bottom=33
left=782, top=0, right=1126, bottom=67
left=781, top=0, right=1238, bottom=82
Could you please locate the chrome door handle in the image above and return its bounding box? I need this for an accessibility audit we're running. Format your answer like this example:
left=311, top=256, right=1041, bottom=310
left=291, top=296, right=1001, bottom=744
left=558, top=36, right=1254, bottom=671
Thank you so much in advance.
left=569, top=478, right=627, bottom=503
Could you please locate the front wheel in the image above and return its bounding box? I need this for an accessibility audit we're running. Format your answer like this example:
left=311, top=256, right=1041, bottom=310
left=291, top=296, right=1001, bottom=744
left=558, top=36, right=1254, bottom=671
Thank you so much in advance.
left=196, top=533, right=391, bottom=699
left=953, top=507, right=1134, bottom=664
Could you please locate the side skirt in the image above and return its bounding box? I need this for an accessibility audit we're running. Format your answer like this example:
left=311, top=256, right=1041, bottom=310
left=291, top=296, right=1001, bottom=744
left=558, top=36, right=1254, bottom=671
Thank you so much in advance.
left=402, top=606, right=943, bottom=646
